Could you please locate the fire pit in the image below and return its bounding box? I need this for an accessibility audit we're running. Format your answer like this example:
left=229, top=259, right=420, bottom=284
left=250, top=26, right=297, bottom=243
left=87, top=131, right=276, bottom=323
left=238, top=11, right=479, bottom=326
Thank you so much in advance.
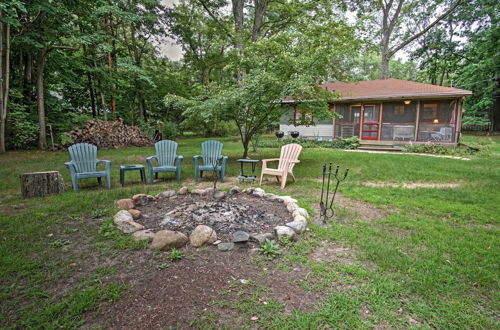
left=113, top=187, right=309, bottom=251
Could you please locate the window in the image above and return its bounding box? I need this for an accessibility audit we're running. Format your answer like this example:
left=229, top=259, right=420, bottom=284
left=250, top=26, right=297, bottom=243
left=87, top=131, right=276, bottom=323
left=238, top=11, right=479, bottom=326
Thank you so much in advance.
left=422, top=103, right=438, bottom=121
left=293, top=109, right=314, bottom=126
left=394, top=105, right=405, bottom=115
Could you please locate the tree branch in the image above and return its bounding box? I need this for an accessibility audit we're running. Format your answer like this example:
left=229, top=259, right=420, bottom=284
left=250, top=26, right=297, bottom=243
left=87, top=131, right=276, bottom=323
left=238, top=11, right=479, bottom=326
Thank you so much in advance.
left=388, top=0, right=462, bottom=57
left=196, top=0, right=234, bottom=42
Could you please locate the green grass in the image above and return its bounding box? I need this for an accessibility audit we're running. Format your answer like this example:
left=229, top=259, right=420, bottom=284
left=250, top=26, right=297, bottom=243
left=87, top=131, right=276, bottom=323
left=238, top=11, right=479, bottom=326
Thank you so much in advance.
left=1, top=134, right=499, bottom=328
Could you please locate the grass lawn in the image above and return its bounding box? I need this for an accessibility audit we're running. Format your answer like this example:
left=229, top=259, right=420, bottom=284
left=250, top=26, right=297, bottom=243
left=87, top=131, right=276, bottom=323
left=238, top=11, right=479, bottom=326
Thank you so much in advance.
left=0, top=135, right=499, bottom=328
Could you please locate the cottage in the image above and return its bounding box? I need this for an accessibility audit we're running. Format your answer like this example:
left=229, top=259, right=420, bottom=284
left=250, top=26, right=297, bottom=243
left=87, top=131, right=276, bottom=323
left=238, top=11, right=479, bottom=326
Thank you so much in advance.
left=280, top=79, right=472, bottom=147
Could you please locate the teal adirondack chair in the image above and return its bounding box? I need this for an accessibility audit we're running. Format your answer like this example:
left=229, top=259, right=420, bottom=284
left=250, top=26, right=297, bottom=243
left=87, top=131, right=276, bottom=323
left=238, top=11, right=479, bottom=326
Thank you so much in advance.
left=193, top=140, right=228, bottom=183
left=65, top=143, right=111, bottom=192
left=146, top=140, right=183, bottom=184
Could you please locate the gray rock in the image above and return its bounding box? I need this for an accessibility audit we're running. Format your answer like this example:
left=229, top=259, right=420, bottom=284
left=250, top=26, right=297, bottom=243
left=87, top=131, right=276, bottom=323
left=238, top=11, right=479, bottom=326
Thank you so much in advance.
left=293, top=215, right=307, bottom=224
left=132, top=229, right=155, bottom=242
left=264, top=193, right=278, bottom=201
left=178, top=186, right=189, bottom=195
left=150, top=230, right=188, bottom=250
left=286, top=220, right=307, bottom=233
left=190, top=225, right=217, bottom=247
left=252, top=188, right=265, bottom=197
left=286, top=202, right=299, bottom=213
left=115, top=198, right=135, bottom=210
left=232, top=231, right=250, bottom=243
left=280, top=196, right=298, bottom=205
left=218, top=242, right=235, bottom=251
left=128, top=209, right=141, bottom=219
left=214, top=190, right=226, bottom=200
left=213, top=240, right=222, bottom=245
left=229, top=186, right=241, bottom=195
left=292, top=208, right=309, bottom=219
left=113, top=210, right=144, bottom=233
left=275, top=225, right=297, bottom=242
left=132, top=194, right=151, bottom=206
left=156, top=190, right=176, bottom=199
left=204, top=187, right=215, bottom=195
left=243, top=187, right=255, bottom=194
left=250, top=232, right=275, bottom=245
left=191, top=189, right=205, bottom=196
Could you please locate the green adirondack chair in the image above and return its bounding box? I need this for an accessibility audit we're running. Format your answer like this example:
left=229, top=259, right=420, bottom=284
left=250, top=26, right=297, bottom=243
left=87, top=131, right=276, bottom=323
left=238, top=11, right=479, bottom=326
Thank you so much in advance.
left=146, top=140, right=183, bottom=184
left=65, top=143, right=111, bottom=192
left=193, top=140, right=228, bottom=183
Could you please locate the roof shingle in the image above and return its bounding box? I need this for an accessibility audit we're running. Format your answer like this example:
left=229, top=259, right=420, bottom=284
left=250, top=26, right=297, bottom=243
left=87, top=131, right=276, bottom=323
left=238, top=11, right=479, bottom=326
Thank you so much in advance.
left=318, top=78, right=472, bottom=101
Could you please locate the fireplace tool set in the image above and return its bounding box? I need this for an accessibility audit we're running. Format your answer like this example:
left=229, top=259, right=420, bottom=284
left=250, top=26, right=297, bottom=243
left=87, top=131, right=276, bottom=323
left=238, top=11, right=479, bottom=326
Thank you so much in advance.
left=319, top=162, right=349, bottom=224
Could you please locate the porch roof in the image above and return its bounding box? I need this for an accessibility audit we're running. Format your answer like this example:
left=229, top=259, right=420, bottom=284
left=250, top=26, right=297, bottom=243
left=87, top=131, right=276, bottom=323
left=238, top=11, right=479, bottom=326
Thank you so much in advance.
left=284, top=79, right=472, bottom=103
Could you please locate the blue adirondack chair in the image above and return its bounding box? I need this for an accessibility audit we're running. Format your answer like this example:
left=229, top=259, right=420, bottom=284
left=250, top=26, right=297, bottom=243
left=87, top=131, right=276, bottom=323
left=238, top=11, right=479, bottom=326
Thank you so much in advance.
left=193, top=140, right=228, bottom=183
left=146, top=140, right=183, bottom=184
left=65, top=143, right=111, bottom=192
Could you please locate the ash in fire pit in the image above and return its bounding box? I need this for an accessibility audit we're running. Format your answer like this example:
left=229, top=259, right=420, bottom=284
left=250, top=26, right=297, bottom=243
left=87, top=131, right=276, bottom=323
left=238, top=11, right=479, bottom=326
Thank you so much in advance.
left=137, top=193, right=291, bottom=241
left=113, top=187, right=310, bottom=250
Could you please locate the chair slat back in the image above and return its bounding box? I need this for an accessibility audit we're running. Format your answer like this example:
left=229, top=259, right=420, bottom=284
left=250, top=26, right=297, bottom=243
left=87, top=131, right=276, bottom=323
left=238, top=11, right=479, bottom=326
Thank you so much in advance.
left=68, top=143, right=97, bottom=173
left=278, top=143, right=303, bottom=171
left=155, top=140, right=178, bottom=167
left=201, top=140, right=223, bottom=167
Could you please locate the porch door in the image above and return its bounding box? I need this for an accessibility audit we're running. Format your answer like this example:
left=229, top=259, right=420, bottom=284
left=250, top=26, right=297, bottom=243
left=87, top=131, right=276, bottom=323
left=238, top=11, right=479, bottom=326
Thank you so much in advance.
left=361, top=104, right=380, bottom=140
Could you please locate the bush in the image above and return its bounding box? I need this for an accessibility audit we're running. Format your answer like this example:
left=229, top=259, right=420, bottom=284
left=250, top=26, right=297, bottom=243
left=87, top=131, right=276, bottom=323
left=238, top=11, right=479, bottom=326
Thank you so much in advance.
left=257, top=136, right=359, bottom=150
left=6, top=110, right=39, bottom=149
left=160, top=120, right=180, bottom=140
left=402, top=143, right=477, bottom=156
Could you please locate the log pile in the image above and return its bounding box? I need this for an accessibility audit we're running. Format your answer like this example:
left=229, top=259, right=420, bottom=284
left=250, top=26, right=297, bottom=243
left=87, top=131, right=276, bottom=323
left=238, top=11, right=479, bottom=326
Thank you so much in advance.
left=67, top=120, right=154, bottom=149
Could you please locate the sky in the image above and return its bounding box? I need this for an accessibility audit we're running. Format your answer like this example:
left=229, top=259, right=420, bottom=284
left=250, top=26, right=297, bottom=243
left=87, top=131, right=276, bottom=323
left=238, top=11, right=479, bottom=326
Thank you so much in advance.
left=159, top=0, right=183, bottom=61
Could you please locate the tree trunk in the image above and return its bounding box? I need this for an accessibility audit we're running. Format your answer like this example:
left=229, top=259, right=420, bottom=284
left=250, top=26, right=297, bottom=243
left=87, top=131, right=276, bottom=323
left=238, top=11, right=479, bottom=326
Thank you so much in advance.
left=36, top=49, right=47, bottom=150
left=23, top=53, right=32, bottom=103
left=0, top=19, right=11, bottom=153
left=20, top=171, right=66, bottom=198
left=87, top=72, right=97, bottom=117
left=380, top=52, right=389, bottom=80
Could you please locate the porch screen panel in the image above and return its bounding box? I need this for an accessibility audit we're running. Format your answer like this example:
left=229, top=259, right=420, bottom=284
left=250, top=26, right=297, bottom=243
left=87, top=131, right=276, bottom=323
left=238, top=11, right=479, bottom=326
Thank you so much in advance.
left=381, top=102, right=417, bottom=141
left=280, top=107, right=294, bottom=125
left=334, top=104, right=360, bottom=138
left=417, top=100, right=456, bottom=142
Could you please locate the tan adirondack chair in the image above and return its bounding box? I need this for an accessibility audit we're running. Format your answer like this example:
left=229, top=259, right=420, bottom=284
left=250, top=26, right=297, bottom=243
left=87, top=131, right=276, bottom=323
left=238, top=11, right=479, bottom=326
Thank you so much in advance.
left=259, top=143, right=303, bottom=189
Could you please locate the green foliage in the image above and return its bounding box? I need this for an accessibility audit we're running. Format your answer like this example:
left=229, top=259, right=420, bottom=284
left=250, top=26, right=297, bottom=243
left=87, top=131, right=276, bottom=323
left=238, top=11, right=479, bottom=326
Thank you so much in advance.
left=160, top=120, right=180, bottom=140
left=402, top=143, right=477, bottom=156
left=258, top=136, right=359, bottom=150
left=6, top=108, right=39, bottom=149
left=259, top=240, right=282, bottom=260
left=168, top=248, right=184, bottom=261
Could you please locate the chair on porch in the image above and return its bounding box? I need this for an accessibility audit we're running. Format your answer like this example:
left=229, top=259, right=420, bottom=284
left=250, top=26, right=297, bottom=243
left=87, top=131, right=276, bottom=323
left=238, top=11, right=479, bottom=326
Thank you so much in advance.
left=146, top=140, right=183, bottom=184
left=65, top=143, right=111, bottom=192
left=193, top=140, right=228, bottom=183
left=259, top=143, right=303, bottom=189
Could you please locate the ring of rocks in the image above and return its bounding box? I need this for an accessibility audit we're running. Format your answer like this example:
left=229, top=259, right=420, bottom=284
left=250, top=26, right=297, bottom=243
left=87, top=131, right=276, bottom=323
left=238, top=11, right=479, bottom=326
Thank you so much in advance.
left=113, top=187, right=309, bottom=252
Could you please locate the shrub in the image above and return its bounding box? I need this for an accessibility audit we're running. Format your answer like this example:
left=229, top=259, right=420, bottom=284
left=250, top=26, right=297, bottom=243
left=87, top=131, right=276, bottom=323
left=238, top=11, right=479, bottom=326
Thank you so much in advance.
left=6, top=110, right=39, bottom=149
left=160, top=120, right=180, bottom=140
left=257, top=136, right=359, bottom=150
left=402, top=143, right=476, bottom=156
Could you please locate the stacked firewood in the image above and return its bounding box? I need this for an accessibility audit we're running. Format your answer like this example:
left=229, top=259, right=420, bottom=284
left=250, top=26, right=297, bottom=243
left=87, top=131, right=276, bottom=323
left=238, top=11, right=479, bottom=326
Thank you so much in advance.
left=67, top=120, right=154, bottom=149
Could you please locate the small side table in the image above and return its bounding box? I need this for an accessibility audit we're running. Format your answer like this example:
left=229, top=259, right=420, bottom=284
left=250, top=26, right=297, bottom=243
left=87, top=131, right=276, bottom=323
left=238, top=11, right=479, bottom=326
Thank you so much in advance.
left=120, top=165, right=146, bottom=186
left=237, top=159, right=259, bottom=183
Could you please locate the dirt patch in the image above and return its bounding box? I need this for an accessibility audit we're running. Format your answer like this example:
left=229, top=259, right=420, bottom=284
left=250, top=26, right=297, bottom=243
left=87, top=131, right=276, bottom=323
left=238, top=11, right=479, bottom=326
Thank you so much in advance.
left=309, top=241, right=355, bottom=265
left=136, top=193, right=292, bottom=241
left=83, top=246, right=324, bottom=329
left=363, top=181, right=462, bottom=189
left=312, top=193, right=391, bottom=223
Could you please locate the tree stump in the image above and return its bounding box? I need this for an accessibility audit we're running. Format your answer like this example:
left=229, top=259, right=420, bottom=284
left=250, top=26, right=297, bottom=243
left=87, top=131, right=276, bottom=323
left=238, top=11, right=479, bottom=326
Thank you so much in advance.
left=20, top=171, right=67, bottom=198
